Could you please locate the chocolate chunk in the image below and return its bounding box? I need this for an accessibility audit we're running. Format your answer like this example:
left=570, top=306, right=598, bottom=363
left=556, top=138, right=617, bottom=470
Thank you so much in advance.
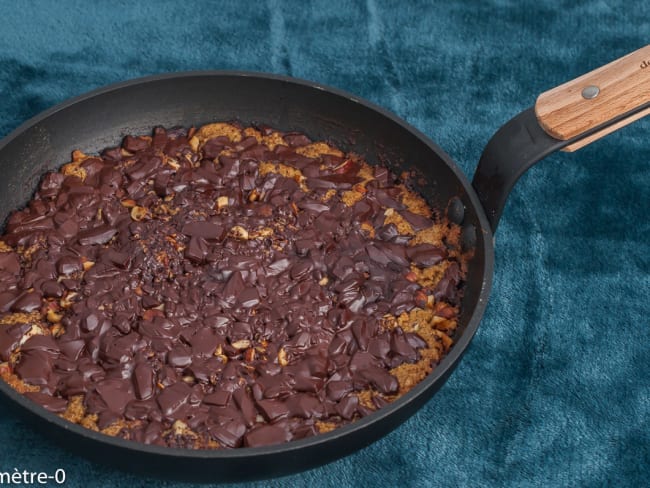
left=124, top=399, right=156, bottom=420
left=95, top=378, right=135, bottom=415
left=433, top=262, right=461, bottom=303
left=168, top=345, right=192, bottom=368
left=156, top=381, right=192, bottom=417
left=58, top=339, right=86, bottom=360
left=326, top=381, right=352, bottom=402
left=307, top=174, right=363, bottom=190
left=290, top=259, right=313, bottom=281
left=40, top=280, right=64, bottom=298
left=244, top=424, right=291, bottom=448
left=56, top=256, right=82, bottom=275
left=256, top=398, right=290, bottom=421
left=209, top=419, right=246, bottom=448
left=232, top=388, right=257, bottom=427
left=11, top=290, right=42, bottom=313
left=21, top=335, right=59, bottom=354
left=286, top=394, right=325, bottom=419
left=407, top=244, right=447, bottom=267
left=15, top=350, right=56, bottom=386
left=336, top=394, right=359, bottom=420
left=24, top=392, right=68, bottom=413
left=190, top=328, right=220, bottom=357
left=203, top=390, right=231, bottom=407
left=133, top=363, right=155, bottom=400
left=123, top=135, right=150, bottom=153
left=238, top=287, right=260, bottom=308
left=78, top=225, right=118, bottom=246
left=220, top=271, right=244, bottom=307
left=0, top=252, right=20, bottom=274
left=400, top=210, right=433, bottom=231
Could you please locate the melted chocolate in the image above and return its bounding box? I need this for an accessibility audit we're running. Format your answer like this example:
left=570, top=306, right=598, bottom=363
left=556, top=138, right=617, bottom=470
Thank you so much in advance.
left=0, top=124, right=465, bottom=449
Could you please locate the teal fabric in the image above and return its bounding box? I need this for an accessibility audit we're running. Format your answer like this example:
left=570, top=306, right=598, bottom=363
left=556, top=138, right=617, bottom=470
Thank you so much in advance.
left=1, top=1, right=649, bottom=486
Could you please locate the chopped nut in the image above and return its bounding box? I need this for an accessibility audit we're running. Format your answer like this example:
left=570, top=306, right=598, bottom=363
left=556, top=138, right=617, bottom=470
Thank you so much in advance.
left=360, top=221, right=375, bottom=238
left=49, top=323, right=65, bottom=337
left=231, top=339, right=251, bottom=350
left=244, top=348, right=256, bottom=362
left=130, top=206, right=148, bottom=221
left=121, top=199, right=137, bottom=208
left=182, top=376, right=196, bottom=384
left=61, top=161, right=87, bottom=181
left=384, top=208, right=395, bottom=217
left=171, top=419, right=196, bottom=437
left=0, top=362, right=11, bottom=376
left=248, top=189, right=261, bottom=202
left=278, top=347, right=289, bottom=366
left=352, top=183, right=367, bottom=194
left=414, top=290, right=428, bottom=308
left=82, top=260, right=95, bottom=271
left=214, top=345, right=228, bottom=363
left=60, top=292, right=78, bottom=308
left=230, top=226, right=249, bottom=240
left=251, top=227, right=273, bottom=239
left=164, top=157, right=181, bottom=170
left=318, top=276, right=329, bottom=286
left=188, top=136, right=200, bottom=152
left=433, top=302, right=456, bottom=318
left=71, top=149, right=87, bottom=162
left=142, top=309, right=163, bottom=321
left=216, top=196, right=229, bottom=209
left=46, top=310, right=63, bottom=323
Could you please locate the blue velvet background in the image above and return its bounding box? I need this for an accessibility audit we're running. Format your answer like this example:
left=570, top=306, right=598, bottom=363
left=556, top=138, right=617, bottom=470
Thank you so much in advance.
left=0, top=1, right=648, bottom=486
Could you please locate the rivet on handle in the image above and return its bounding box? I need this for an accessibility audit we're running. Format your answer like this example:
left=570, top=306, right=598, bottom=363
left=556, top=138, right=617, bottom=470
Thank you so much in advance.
left=581, top=85, right=600, bottom=99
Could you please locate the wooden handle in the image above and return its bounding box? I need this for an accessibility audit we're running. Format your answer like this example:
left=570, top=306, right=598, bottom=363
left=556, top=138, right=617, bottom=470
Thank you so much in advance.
left=535, top=45, right=650, bottom=151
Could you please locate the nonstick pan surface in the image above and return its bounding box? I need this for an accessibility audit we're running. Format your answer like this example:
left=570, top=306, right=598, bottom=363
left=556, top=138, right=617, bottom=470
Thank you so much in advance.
left=0, top=47, right=647, bottom=481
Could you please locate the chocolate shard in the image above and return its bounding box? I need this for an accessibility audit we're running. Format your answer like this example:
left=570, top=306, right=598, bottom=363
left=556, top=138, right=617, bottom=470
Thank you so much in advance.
left=407, top=243, right=447, bottom=267
left=244, top=424, right=292, bottom=448
left=181, top=221, right=226, bottom=240
left=24, top=392, right=68, bottom=413
left=156, top=381, right=192, bottom=417
left=78, top=225, right=118, bottom=246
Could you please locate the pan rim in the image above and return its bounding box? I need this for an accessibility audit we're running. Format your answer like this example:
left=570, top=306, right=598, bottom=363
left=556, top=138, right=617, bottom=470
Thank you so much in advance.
left=0, top=71, right=494, bottom=463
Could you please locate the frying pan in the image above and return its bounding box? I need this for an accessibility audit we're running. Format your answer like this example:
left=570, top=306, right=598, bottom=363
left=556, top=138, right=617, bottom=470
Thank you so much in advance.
left=0, top=46, right=648, bottom=482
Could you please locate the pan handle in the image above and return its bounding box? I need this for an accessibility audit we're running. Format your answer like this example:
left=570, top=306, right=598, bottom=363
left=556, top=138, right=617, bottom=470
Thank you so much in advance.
left=472, top=44, right=650, bottom=233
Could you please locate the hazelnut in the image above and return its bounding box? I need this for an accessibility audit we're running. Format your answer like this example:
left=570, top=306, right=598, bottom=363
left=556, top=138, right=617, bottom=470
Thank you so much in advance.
left=231, top=339, right=251, bottom=350
left=130, top=206, right=148, bottom=221
left=230, top=226, right=249, bottom=240
left=278, top=347, right=289, bottom=366
left=121, top=199, right=137, bottom=208
left=244, top=348, right=256, bottom=362
left=46, top=309, right=63, bottom=323
left=216, top=196, right=229, bottom=209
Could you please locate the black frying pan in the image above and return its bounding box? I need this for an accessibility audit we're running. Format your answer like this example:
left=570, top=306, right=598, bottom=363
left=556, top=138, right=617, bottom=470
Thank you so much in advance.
left=0, top=46, right=648, bottom=482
